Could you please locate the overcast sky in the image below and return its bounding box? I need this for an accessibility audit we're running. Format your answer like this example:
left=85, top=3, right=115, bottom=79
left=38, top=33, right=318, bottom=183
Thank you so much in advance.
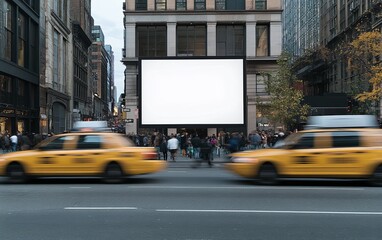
left=91, top=0, right=124, bottom=99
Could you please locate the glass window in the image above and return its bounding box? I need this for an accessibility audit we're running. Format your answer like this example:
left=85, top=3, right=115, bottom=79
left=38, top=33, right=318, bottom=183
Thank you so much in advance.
left=17, top=12, right=26, bottom=67
left=0, top=75, right=12, bottom=104
left=41, top=136, right=74, bottom=150
left=136, top=25, right=167, bottom=57
left=136, top=0, right=147, bottom=10
left=292, top=133, right=315, bottom=149
left=155, top=0, right=166, bottom=10
left=216, top=0, right=226, bottom=10
left=29, top=21, right=38, bottom=73
left=216, top=24, right=245, bottom=56
left=177, top=25, right=206, bottom=56
left=332, top=132, right=360, bottom=148
left=1, top=0, right=13, bottom=61
left=255, top=0, right=267, bottom=10
left=176, top=0, right=187, bottom=10
left=256, top=24, right=269, bottom=56
left=194, top=0, right=205, bottom=10
left=76, top=135, right=103, bottom=149
left=53, top=30, right=59, bottom=87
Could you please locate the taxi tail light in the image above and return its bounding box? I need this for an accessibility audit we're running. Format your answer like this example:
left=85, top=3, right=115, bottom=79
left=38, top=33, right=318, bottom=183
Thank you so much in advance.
left=142, top=152, right=158, bottom=160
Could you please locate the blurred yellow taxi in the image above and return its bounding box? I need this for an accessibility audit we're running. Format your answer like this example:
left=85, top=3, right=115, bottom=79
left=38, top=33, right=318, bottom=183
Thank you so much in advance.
left=0, top=132, right=166, bottom=183
left=226, top=115, right=382, bottom=186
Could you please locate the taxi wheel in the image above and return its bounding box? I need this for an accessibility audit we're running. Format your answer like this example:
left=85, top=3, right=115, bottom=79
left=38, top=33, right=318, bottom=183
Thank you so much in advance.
left=6, top=163, right=27, bottom=183
left=257, top=163, right=278, bottom=185
left=103, top=163, right=125, bottom=184
left=370, top=165, right=382, bottom=187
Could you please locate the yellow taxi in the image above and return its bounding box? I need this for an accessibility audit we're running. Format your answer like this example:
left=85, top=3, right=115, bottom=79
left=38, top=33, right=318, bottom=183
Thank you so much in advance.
left=0, top=132, right=166, bottom=183
left=226, top=115, right=382, bottom=186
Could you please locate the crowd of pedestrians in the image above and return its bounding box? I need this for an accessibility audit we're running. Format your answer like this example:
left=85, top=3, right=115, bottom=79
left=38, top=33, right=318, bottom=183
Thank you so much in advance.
left=125, top=129, right=291, bottom=166
left=0, top=131, right=46, bottom=153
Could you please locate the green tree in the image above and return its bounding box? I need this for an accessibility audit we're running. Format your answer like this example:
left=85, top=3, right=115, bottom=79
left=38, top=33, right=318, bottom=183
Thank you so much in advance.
left=258, top=52, right=310, bottom=130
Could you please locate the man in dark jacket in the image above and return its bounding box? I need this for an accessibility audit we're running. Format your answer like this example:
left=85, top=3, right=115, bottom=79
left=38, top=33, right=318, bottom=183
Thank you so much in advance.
left=191, top=134, right=201, bottom=159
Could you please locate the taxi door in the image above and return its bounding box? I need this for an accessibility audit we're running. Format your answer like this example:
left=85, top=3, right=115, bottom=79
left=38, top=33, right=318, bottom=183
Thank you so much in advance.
left=285, top=132, right=330, bottom=176
left=64, top=134, right=106, bottom=174
left=319, top=131, right=363, bottom=176
left=31, top=135, right=77, bottom=175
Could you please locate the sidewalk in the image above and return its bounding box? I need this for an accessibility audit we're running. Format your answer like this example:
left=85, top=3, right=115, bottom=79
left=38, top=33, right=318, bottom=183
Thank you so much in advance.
left=159, top=152, right=231, bottom=168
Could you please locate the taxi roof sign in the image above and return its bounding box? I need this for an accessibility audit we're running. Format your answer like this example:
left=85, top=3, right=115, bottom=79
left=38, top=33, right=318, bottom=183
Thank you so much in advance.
left=305, top=115, right=378, bottom=130
left=72, top=121, right=111, bottom=132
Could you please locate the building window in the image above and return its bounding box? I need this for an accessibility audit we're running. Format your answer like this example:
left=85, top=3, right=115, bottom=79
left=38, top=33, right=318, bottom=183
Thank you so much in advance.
left=256, top=74, right=269, bottom=96
left=136, top=0, right=147, bottom=10
left=1, top=0, right=13, bottom=61
left=0, top=75, right=12, bottom=104
left=194, top=0, right=205, bottom=10
left=155, top=0, right=166, bottom=10
left=176, top=0, right=187, bottom=10
left=17, top=12, right=26, bottom=67
left=136, top=25, right=167, bottom=57
left=256, top=24, right=269, bottom=56
left=177, top=25, right=206, bottom=56
left=53, top=0, right=67, bottom=23
left=29, top=21, right=38, bottom=73
left=255, top=0, right=267, bottom=10
left=216, top=24, right=245, bottom=56
left=216, top=0, right=245, bottom=10
left=53, top=30, right=60, bottom=89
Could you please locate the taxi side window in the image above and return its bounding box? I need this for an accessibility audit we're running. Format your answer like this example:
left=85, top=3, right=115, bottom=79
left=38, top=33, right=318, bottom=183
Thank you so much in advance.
left=42, top=136, right=70, bottom=150
left=76, top=135, right=103, bottom=150
left=332, top=132, right=360, bottom=148
left=291, top=133, right=315, bottom=149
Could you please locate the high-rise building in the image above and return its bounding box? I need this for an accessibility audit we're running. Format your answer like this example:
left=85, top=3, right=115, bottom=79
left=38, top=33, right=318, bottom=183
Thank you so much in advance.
left=70, top=0, right=93, bottom=122
left=40, top=0, right=73, bottom=134
left=91, top=25, right=110, bottom=120
left=283, top=0, right=320, bottom=59
left=289, top=0, right=382, bottom=115
left=0, top=0, right=40, bottom=134
left=122, top=0, right=283, bottom=135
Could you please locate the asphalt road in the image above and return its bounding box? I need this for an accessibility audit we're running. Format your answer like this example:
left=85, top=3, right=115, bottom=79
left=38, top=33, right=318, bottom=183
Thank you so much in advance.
left=1, top=166, right=382, bottom=240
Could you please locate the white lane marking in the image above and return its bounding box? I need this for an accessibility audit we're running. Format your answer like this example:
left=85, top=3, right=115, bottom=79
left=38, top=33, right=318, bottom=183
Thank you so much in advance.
left=65, top=207, right=137, bottom=210
left=126, top=186, right=364, bottom=191
left=156, top=209, right=382, bottom=215
left=69, top=187, right=91, bottom=189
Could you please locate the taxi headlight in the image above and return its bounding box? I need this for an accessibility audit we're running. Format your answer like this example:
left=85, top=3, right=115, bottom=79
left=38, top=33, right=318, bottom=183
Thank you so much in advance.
left=232, top=157, right=258, bottom=163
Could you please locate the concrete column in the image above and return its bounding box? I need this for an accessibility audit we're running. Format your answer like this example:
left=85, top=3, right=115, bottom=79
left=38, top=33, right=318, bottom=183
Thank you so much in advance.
left=168, top=0, right=175, bottom=10
left=167, top=22, right=177, bottom=56
left=168, top=128, right=177, bottom=136
left=126, top=0, right=134, bottom=11
left=246, top=0, right=253, bottom=10
left=247, top=104, right=257, bottom=134
left=246, top=21, right=256, bottom=57
left=207, top=22, right=216, bottom=56
left=125, top=23, right=136, bottom=58
left=206, top=0, right=215, bottom=10
left=187, top=0, right=194, bottom=10
left=270, top=22, right=282, bottom=57
left=148, top=0, right=155, bottom=10
left=208, top=128, right=217, bottom=137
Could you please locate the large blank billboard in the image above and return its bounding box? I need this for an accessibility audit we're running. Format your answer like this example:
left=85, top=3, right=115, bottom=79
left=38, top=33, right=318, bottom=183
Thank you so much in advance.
left=140, top=58, right=245, bottom=127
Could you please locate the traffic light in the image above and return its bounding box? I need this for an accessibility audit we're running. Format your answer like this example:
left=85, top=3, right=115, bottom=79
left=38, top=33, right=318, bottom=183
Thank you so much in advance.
left=347, top=98, right=353, bottom=112
left=120, top=93, right=126, bottom=108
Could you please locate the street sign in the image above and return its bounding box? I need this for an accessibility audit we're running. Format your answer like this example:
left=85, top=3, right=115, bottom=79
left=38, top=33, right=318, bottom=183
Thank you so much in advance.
left=123, top=108, right=131, bottom=112
left=125, top=119, right=134, bottom=123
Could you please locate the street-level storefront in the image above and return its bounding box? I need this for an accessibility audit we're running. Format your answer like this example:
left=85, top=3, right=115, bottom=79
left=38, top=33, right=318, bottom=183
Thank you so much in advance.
left=0, top=108, right=39, bottom=134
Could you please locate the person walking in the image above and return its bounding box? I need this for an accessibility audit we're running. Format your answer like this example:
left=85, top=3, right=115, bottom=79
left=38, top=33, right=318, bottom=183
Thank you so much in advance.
left=160, top=136, right=168, bottom=161
left=10, top=133, right=18, bottom=152
left=167, top=134, right=179, bottom=162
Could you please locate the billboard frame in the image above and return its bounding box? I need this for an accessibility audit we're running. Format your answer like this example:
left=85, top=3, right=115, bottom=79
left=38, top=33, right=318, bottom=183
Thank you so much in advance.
left=138, top=56, right=247, bottom=129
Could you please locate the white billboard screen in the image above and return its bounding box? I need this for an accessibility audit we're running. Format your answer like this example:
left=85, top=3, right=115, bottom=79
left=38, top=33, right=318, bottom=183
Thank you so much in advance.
left=140, top=59, right=245, bottom=126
